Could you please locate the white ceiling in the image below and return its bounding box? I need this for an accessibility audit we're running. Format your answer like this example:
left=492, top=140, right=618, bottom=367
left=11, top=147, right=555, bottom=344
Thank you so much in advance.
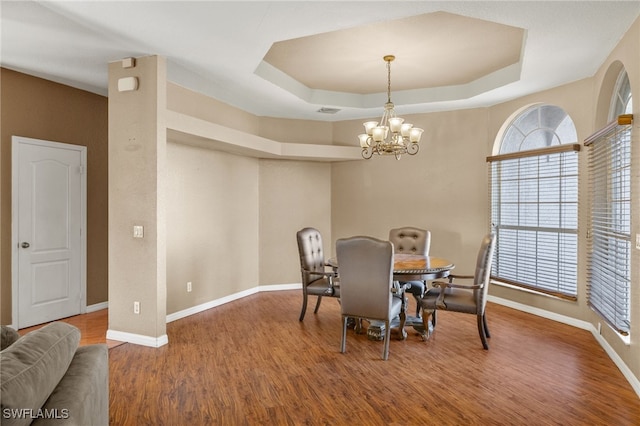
left=2, top=1, right=639, bottom=121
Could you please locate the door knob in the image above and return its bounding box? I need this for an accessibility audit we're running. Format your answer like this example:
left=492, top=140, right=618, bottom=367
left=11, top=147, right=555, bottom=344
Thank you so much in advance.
left=21, top=242, right=30, bottom=248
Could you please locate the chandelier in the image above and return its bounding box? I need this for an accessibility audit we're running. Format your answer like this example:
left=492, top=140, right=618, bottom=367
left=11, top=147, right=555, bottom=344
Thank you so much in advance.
left=358, top=55, right=423, bottom=160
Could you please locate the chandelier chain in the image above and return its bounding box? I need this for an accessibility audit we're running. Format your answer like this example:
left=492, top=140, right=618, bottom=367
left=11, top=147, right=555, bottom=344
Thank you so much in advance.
left=387, top=59, right=392, bottom=104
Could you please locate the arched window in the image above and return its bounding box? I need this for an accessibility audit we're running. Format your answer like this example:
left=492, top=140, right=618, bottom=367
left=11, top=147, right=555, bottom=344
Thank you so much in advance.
left=610, top=70, right=632, bottom=119
left=500, top=104, right=578, bottom=153
left=488, top=104, right=580, bottom=298
left=587, top=69, right=633, bottom=336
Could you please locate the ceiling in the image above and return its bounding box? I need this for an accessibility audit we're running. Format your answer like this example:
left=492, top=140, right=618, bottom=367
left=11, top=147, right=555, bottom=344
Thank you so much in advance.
left=2, top=1, right=639, bottom=121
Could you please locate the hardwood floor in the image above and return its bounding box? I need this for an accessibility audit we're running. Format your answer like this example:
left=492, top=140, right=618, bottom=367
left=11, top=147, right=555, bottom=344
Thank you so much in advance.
left=18, top=308, right=123, bottom=349
left=21, top=291, right=639, bottom=424
left=107, top=291, right=639, bottom=425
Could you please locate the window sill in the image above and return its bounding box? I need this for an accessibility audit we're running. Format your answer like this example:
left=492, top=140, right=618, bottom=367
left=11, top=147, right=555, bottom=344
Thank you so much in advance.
left=595, top=314, right=631, bottom=346
left=490, top=279, right=575, bottom=301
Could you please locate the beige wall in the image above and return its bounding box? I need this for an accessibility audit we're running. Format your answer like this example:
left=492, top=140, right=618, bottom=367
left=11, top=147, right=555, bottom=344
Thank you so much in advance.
left=0, top=69, right=108, bottom=324
left=167, top=83, right=260, bottom=135
left=164, top=96, right=333, bottom=313
left=331, top=108, right=490, bottom=271
left=259, top=159, right=332, bottom=286
left=259, top=117, right=334, bottom=145
left=166, top=142, right=259, bottom=314
left=108, top=56, right=167, bottom=340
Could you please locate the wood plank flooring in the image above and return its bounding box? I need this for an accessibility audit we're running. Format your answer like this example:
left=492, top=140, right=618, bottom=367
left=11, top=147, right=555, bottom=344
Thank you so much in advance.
left=18, top=308, right=123, bottom=349
left=101, top=291, right=640, bottom=425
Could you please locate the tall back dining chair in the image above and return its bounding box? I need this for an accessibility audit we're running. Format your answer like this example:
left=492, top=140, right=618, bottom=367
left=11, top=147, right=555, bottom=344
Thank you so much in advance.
left=296, top=227, right=339, bottom=321
left=336, top=236, right=406, bottom=360
left=388, top=226, right=431, bottom=317
left=420, top=233, right=496, bottom=349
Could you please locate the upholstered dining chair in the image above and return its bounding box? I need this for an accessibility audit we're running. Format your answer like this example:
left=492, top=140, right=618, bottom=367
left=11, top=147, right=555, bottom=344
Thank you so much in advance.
left=420, top=233, right=496, bottom=349
left=296, top=227, right=339, bottom=321
left=336, top=236, right=406, bottom=360
left=388, top=226, right=431, bottom=317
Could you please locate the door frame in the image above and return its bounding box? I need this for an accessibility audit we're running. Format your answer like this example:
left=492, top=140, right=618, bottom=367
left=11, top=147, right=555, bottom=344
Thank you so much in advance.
left=11, top=136, right=87, bottom=329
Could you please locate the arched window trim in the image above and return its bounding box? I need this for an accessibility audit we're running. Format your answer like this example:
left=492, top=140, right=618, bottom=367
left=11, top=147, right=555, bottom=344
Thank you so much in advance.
left=609, top=70, right=632, bottom=120
left=498, top=104, right=578, bottom=155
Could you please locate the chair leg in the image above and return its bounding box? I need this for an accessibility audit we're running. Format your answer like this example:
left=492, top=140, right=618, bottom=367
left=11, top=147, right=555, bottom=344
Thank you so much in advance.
left=313, top=295, right=323, bottom=313
left=382, top=320, right=391, bottom=360
left=420, top=309, right=435, bottom=341
left=483, top=313, right=491, bottom=338
left=432, top=309, right=437, bottom=327
left=413, top=294, right=422, bottom=317
left=398, top=306, right=407, bottom=341
left=299, top=292, right=308, bottom=321
left=340, top=316, right=348, bottom=354
left=477, top=314, right=489, bottom=350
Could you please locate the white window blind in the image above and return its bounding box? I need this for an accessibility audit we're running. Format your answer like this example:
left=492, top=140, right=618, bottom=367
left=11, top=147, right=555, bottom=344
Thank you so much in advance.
left=488, top=144, right=580, bottom=299
left=585, top=117, right=632, bottom=335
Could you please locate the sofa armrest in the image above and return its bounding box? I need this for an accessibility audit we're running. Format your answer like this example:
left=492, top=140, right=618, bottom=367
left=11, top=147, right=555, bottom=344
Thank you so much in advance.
left=1, top=326, right=21, bottom=351
left=33, top=344, right=109, bottom=426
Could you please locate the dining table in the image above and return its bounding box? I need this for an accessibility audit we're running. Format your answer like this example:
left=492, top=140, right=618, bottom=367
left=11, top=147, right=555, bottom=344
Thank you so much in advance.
left=326, top=253, right=455, bottom=341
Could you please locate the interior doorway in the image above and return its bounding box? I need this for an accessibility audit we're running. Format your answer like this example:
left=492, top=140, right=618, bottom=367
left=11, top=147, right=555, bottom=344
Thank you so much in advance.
left=11, top=136, right=87, bottom=328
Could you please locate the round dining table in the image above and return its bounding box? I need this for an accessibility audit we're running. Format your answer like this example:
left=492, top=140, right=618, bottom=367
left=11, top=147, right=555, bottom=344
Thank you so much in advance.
left=326, top=253, right=454, bottom=280
left=390, top=253, right=454, bottom=281
left=326, top=254, right=455, bottom=341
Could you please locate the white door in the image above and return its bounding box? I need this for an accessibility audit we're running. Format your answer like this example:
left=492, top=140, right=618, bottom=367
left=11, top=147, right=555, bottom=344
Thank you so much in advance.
left=12, top=136, right=86, bottom=328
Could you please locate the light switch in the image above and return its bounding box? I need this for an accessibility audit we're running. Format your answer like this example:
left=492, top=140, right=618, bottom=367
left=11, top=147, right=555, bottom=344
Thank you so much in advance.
left=636, top=233, right=640, bottom=250
left=133, top=225, right=144, bottom=238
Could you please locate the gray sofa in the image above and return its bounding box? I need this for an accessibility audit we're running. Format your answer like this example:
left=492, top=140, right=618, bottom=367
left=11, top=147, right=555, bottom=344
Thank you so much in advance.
left=0, top=322, right=108, bottom=425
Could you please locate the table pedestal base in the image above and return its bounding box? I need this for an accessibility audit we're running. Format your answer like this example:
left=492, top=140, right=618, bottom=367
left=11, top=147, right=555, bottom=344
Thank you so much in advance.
left=388, top=311, right=434, bottom=341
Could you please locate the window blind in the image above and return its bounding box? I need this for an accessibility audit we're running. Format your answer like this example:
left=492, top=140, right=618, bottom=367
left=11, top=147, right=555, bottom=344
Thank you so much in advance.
left=585, top=117, right=632, bottom=335
left=487, top=144, right=580, bottom=299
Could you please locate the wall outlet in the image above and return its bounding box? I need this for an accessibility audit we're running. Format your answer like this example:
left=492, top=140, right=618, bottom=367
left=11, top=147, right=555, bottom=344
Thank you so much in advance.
left=187, top=281, right=192, bottom=292
left=636, top=234, right=640, bottom=250
left=134, top=301, right=140, bottom=314
left=133, top=225, right=144, bottom=239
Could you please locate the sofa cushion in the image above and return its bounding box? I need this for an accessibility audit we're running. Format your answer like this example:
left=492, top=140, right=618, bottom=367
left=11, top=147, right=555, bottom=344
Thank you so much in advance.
left=1, top=326, right=21, bottom=350
left=34, top=344, right=109, bottom=426
left=0, top=322, right=80, bottom=426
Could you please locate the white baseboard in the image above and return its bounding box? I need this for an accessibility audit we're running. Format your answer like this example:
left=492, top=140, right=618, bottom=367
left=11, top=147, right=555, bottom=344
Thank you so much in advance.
left=106, top=329, right=169, bottom=348
left=166, top=287, right=258, bottom=323
left=6, top=302, right=110, bottom=330
left=591, top=329, right=640, bottom=397
left=165, top=283, right=301, bottom=323
left=488, top=295, right=640, bottom=398
left=487, top=295, right=592, bottom=330
left=86, top=301, right=108, bottom=313
left=258, top=283, right=301, bottom=292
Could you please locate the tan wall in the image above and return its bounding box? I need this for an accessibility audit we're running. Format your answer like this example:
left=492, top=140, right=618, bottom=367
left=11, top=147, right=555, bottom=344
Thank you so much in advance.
left=0, top=69, right=108, bottom=324
left=167, top=83, right=260, bottom=135
left=331, top=108, right=490, bottom=271
left=166, top=142, right=259, bottom=314
left=258, top=117, right=334, bottom=145
left=259, top=159, right=332, bottom=286
left=108, top=56, right=167, bottom=339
